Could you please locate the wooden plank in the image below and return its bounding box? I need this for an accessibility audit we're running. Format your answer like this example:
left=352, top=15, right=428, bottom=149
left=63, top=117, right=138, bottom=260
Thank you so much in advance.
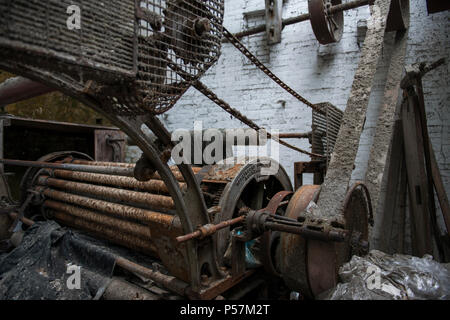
left=414, top=79, right=445, bottom=258
left=401, top=96, right=433, bottom=256
left=414, top=79, right=450, bottom=235
left=394, top=157, right=408, bottom=253
left=377, top=119, right=404, bottom=252
left=429, top=139, right=450, bottom=235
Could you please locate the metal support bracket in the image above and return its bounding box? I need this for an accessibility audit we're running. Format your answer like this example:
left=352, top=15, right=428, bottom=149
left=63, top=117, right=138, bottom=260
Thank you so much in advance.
left=265, top=0, right=283, bottom=44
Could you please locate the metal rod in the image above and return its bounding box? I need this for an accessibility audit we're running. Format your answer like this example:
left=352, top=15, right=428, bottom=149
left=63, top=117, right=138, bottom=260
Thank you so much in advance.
left=45, top=200, right=153, bottom=240
left=38, top=176, right=175, bottom=210
left=52, top=210, right=158, bottom=256
left=72, top=159, right=202, bottom=182
left=72, top=160, right=135, bottom=168
left=0, top=76, right=54, bottom=106
left=39, top=187, right=178, bottom=227
left=115, top=257, right=189, bottom=296
left=53, top=169, right=182, bottom=194
left=176, top=215, right=245, bottom=243
left=264, top=222, right=347, bottom=242
left=0, top=159, right=135, bottom=177
left=8, top=212, right=34, bottom=226
left=226, top=0, right=370, bottom=40
left=278, top=132, right=312, bottom=139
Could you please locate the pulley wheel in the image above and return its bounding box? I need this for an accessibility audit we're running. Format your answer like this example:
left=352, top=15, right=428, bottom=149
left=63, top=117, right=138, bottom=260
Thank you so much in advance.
left=308, top=0, right=344, bottom=45
left=386, top=0, right=410, bottom=32
left=279, top=183, right=371, bottom=298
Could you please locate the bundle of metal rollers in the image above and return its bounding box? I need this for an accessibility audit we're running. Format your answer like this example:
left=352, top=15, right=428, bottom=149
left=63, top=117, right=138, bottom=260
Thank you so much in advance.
left=33, top=160, right=206, bottom=257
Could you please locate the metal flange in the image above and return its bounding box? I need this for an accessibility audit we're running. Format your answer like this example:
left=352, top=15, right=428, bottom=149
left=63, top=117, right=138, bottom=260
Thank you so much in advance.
left=279, top=183, right=371, bottom=298
left=308, top=0, right=344, bottom=44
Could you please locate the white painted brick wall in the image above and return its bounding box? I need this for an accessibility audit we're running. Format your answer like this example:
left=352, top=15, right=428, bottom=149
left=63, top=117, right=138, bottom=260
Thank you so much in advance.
left=127, top=0, right=449, bottom=202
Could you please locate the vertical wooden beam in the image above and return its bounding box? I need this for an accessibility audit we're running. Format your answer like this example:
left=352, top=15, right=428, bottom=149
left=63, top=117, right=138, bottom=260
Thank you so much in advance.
left=401, top=95, right=433, bottom=256
left=394, top=158, right=408, bottom=254
left=376, top=120, right=404, bottom=252
left=414, top=79, right=445, bottom=258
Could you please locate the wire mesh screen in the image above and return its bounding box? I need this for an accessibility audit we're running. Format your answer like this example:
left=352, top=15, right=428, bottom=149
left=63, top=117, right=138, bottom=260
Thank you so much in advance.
left=136, top=0, right=224, bottom=114
left=312, top=103, right=344, bottom=164
left=0, top=0, right=224, bottom=116
left=0, top=0, right=136, bottom=77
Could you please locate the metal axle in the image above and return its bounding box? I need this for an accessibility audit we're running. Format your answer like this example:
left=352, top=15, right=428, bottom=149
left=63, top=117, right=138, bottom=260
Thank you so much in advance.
left=227, top=0, right=371, bottom=40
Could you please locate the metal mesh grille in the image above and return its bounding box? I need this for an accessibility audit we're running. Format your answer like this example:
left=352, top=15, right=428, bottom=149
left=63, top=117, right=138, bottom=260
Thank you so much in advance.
left=312, top=103, right=344, bottom=163
left=0, top=0, right=224, bottom=116
left=0, top=0, right=136, bottom=77
left=136, top=0, right=224, bottom=114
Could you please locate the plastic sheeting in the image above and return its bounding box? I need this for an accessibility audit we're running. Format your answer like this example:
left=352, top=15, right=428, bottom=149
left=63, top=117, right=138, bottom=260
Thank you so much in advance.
left=322, top=250, right=450, bottom=300
left=0, top=221, right=159, bottom=300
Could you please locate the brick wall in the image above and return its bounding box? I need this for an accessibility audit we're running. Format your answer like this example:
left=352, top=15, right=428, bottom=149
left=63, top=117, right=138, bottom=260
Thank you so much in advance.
left=127, top=0, right=449, bottom=206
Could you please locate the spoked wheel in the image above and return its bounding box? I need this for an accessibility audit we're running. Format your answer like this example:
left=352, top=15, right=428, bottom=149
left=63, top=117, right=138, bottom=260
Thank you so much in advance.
left=308, top=0, right=344, bottom=45
left=211, top=158, right=293, bottom=267
left=19, top=151, right=93, bottom=218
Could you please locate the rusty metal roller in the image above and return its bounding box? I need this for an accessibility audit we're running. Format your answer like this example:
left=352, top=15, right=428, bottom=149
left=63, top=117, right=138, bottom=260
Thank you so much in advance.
left=308, top=0, right=344, bottom=45
left=22, top=154, right=292, bottom=267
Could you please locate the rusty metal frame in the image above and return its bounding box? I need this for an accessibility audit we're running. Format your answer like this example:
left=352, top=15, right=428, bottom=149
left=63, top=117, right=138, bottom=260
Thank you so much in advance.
left=206, top=157, right=293, bottom=263
left=0, top=59, right=222, bottom=293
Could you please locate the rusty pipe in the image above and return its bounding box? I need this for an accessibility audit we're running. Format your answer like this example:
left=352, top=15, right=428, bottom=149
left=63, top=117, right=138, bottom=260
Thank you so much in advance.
left=0, top=159, right=135, bottom=177
left=278, top=132, right=312, bottom=139
left=176, top=215, right=245, bottom=243
left=72, top=160, right=135, bottom=168
left=115, top=257, right=189, bottom=296
left=72, top=160, right=203, bottom=173
left=72, top=160, right=202, bottom=182
left=226, top=0, right=370, bottom=40
left=38, top=187, right=179, bottom=228
left=44, top=200, right=153, bottom=240
left=8, top=212, right=34, bottom=226
left=53, top=169, right=182, bottom=195
left=38, top=176, right=175, bottom=210
left=0, top=77, right=54, bottom=106
left=52, top=210, right=158, bottom=256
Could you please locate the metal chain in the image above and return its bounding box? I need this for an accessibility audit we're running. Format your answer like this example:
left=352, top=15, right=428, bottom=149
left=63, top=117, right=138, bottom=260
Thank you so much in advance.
left=167, top=63, right=325, bottom=158
left=193, top=81, right=325, bottom=158
left=222, top=27, right=325, bottom=115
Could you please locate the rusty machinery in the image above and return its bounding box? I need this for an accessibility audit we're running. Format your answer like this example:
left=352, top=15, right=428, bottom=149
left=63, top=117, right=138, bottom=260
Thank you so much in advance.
left=0, top=0, right=411, bottom=299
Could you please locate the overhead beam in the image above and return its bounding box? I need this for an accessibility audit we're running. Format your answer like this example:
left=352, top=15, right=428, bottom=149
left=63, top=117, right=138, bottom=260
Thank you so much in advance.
left=0, top=77, right=54, bottom=106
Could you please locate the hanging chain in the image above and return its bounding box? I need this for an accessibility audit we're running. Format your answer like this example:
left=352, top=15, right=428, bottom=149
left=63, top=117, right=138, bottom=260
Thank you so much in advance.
left=192, top=81, right=325, bottom=158
left=222, top=27, right=325, bottom=115
left=168, top=60, right=325, bottom=158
